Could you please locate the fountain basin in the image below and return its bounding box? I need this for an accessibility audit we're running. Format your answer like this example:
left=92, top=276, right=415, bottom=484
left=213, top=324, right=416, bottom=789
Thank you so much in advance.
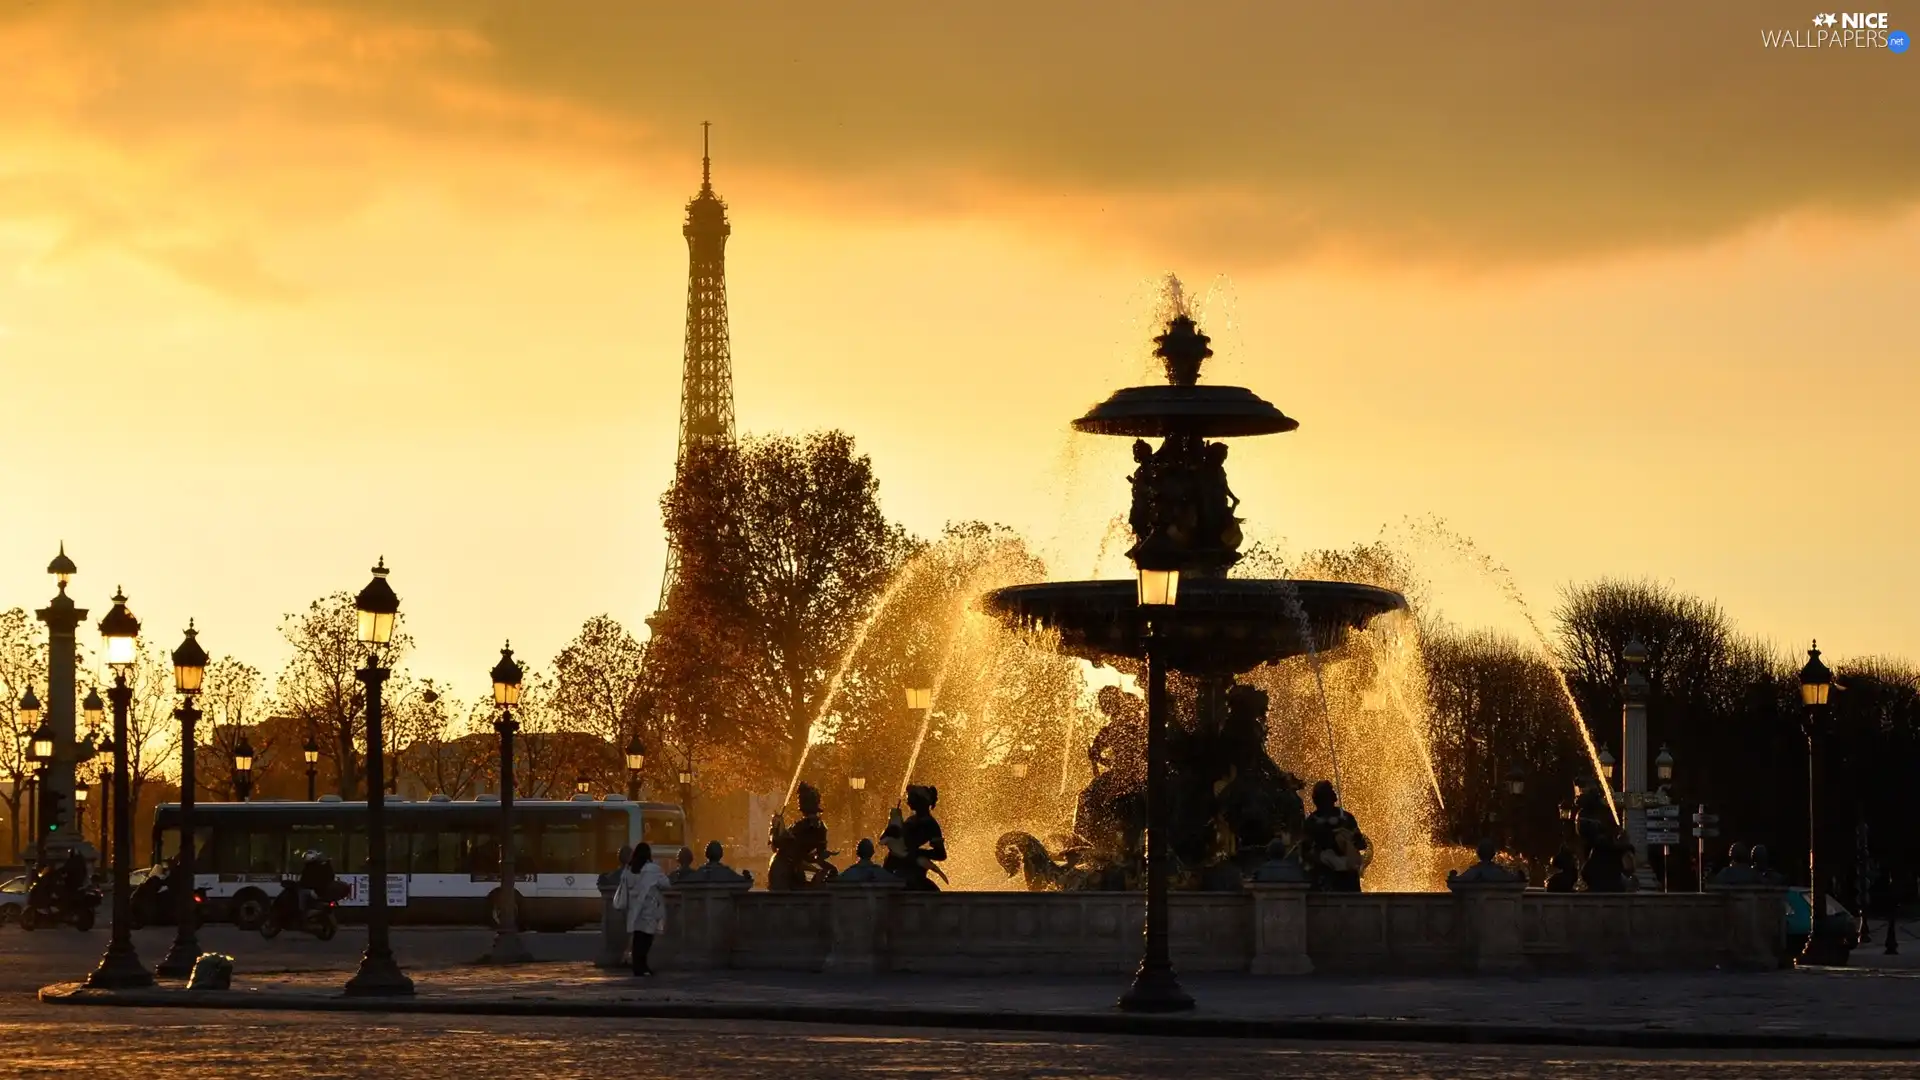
left=982, top=578, right=1406, bottom=674
left=1072, top=385, right=1299, bottom=438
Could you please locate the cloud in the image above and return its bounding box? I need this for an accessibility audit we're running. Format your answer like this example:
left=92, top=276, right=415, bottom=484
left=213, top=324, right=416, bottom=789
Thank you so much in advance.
left=2, top=0, right=1916, bottom=273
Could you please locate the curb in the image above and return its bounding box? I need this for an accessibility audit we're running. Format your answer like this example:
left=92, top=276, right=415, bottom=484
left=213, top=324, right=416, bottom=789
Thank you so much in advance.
left=36, top=983, right=1920, bottom=1051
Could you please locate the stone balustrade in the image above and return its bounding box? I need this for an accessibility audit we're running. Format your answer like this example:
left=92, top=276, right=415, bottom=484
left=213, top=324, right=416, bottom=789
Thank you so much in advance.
left=641, top=878, right=1787, bottom=976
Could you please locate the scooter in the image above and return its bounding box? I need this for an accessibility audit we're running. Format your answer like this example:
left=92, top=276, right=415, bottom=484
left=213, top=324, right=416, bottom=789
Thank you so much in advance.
left=19, top=876, right=102, bottom=932
left=258, top=880, right=339, bottom=941
left=129, top=866, right=206, bottom=930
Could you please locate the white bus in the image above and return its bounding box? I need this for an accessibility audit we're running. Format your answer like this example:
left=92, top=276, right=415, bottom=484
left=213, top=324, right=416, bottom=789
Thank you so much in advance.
left=153, top=794, right=687, bottom=931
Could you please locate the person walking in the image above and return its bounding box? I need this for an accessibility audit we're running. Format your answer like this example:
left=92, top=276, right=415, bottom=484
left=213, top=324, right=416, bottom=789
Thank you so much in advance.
left=613, top=842, right=668, bottom=976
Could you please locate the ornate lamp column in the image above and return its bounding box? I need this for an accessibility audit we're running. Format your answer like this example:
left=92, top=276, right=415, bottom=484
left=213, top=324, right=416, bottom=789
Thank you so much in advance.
left=36, top=547, right=85, bottom=853
left=487, top=644, right=531, bottom=964
left=156, top=622, right=208, bottom=978
left=1621, top=637, right=1657, bottom=888
left=84, top=588, right=152, bottom=989
left=1119, top=564, right=1193, bottom=1013
left=345, top=559, right=412, bottom=996
left=1799, top=642, right=1850, bottom=967
left=232, top=736, right=255, bottom=802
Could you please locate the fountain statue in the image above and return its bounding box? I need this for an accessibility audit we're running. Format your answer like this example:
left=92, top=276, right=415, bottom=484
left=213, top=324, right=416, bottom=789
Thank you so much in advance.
left=766, top=781, right=838, bottom=890
left=880, top=784, right=949, bottom=890
left=987, top=292, right=1406, bottom=892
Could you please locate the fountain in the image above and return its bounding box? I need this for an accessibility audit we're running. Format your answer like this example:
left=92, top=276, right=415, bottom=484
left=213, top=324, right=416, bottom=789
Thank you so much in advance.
left=984, top=289, right=1406, bottom=898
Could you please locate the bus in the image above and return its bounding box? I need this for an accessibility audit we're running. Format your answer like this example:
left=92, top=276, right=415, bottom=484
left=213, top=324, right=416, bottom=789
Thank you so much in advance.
left=152, top=794, right=686, bottom=931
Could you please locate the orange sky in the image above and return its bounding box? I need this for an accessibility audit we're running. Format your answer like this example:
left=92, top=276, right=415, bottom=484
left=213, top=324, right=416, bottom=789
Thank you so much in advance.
left=1, top=1, right=1915, bottom=699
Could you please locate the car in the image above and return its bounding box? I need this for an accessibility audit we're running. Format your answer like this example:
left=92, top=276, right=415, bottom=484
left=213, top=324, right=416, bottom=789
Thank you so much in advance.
left=0, top=875, right=27, bottom=925
left=1786, top=885, right=1853, bottom=936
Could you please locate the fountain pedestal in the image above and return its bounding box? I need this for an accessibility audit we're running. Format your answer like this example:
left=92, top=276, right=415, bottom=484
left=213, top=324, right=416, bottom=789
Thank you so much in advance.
left=1447, top=879, right=1530, bottom=974
left=1245, top=882, right=1313, bottom=975
left=824, top=878, right=904, bottom=974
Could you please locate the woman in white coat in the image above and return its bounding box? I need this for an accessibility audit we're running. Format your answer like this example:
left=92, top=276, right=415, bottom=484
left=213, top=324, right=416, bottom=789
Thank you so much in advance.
left=614, top=842, right=669, bottom=976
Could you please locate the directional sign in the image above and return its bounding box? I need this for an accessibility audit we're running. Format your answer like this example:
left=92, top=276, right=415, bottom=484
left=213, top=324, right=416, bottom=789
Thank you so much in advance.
left=1648, top=829, right=1682, bottom=845
left=1692, top=827, right=1720, bottom=839
left=1692, top=813, right=1720, bottom=825
left=1648, top=805, right=1681, bottom=819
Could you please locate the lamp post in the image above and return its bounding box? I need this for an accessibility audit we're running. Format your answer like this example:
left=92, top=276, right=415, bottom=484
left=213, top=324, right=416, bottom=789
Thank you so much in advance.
left=156, top=622, right=208, bottom=978
left=1799, top=641, right=1849, bottom=967
left=678, top=762, right=694, bottom=839
left=84, top=588, right=152, bottom=989
left=1655, top=745, right=1674, bottom=789
left=1119, top=564, right=1192, bottom=1013
left=848, top=774, right=866, bottom=841
left=1598, top=743, right=1617, bottom=789
left=625, top=736, right=645, bottom=801
left=19, top=688, right=42, bottom=865
left=83, top=687, right=104, bottom=864
left=74, top=783, right=87, bottom=839
left=1654, top=745, right=1675, bottom=891
left=487, top=643, right=530, bottom=964
left=303, top=733, right=319, bottom=802
left=1506, top=764, right=1526, bottom=855
left=231, top=735, right=255, bottom=802
left=28, top=721, right=52, bottom=865
left=1620, top=636, right=1657, bottom=889
left=575, top=773, right=592, bottom=798
left=345, top=559, right=412, bottom=996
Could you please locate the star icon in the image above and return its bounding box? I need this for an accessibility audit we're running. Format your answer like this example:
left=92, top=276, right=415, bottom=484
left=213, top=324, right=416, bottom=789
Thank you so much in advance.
left=1825, top=14, right=1839, bottom=25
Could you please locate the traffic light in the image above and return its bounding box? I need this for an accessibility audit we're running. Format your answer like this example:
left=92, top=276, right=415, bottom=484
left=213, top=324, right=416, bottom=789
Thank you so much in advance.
left=37, top=787, right=69, bottom=834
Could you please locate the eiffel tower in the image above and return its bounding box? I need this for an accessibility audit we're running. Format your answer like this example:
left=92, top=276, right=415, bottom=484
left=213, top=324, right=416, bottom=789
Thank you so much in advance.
left=655, top=122, right=736, bottom=615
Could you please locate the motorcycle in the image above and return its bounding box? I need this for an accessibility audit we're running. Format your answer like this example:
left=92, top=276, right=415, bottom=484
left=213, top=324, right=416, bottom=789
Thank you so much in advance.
left=258, top=880, right=340, bottom=941
left=129, top=866, right=206, bottom=930
left=19, top=877, right=103, bottom=932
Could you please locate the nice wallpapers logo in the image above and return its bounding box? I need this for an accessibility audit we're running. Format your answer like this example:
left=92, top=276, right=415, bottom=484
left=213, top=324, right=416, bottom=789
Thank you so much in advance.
left=1762, top=11, right=1908, bottom=49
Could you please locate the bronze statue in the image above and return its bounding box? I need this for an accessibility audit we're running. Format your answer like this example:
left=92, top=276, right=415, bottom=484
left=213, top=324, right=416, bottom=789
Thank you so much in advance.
left=1573, top=778, right=1627, bottom=892
left=881, top=784, right=948, bottom=890
left=767, top=781, right=838, bottom=891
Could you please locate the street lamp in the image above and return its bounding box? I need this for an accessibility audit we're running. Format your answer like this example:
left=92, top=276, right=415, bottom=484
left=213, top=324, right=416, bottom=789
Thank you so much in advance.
left=1010, top=761, right=1028, bottom=780
left=1655, top=745, right=1675, bottom=786
left=303, top=735, right=320, bottom=802
left=345, top=558, right=412, bottom=996
left=849, top=774, right=866, bottom=839
left=156, top=621, right=208, bottom=978
left=1119, top=563, right=1191, bottom=1013
left=1506, top=764, right=1526, bottom=854
left=487, top=643, right=530, bottom=964
left=84, top=587, right=152, bottom=989
left=232, top=735, right=255, bottom=802
left=1798, top=641, right=1848, bottom=967
left=1598, top=743, right=1617, bottom=787
left=26, top=704, right=49, bottom=865
left=904, top=686, right=932, bottom=712
left=82, top=686, right=103, bottom=736
left=677, top=763, right=695, bottom=839
left=625, top=735, right=645, bottom=800
left=74, top=783, right=87, bottom=837
left=575, top=774, right=592, bottom=797
left=94, top=734, right=114, bottom=870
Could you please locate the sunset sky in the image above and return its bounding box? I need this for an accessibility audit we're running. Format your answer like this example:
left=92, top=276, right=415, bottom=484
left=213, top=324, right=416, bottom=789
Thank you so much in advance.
left=1, top=1, right=1914, bottom=699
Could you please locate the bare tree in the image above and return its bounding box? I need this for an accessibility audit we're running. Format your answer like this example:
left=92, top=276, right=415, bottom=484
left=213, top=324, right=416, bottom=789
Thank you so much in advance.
left=274, top=592, right=412, bottom=798
left=0, top=609, right=40, bottom=860
left=197, top=657, right=268, bottom=801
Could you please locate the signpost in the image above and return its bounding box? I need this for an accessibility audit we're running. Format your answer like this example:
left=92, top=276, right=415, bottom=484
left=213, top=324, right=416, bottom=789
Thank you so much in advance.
left=1647, top=805, right=1682, bottom=891
left=1692, top=805, right=1720, bottom=892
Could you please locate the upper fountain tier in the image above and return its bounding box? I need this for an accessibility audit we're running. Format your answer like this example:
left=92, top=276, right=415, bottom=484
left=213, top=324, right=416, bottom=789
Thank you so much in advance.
left=1071, top=314, right=1298, bottom=438
left=981, top=307, right=1405, bottom=674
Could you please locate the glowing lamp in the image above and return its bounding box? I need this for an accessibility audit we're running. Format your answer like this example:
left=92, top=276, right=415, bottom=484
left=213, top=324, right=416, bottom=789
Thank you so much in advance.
left=490, top=643, right=524, bottom=707
left=354, top=559, right=399, bottom=646
left=1799, top=642, right=1832, bottom=708
left=172, top=621, right=209, bottom=695
left=1136, top=567, right=1180, bottom=607
left=98, top=588, right=141, bottom=673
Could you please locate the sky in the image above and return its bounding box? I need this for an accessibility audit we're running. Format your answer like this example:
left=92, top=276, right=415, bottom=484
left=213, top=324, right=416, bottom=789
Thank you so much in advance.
left=0, top=1, right=1915, bottom=701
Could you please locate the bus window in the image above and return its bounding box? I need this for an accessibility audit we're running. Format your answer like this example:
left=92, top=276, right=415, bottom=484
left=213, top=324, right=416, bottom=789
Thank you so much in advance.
left=597, top=812, right=630, bottom=868
left=345, top=831, right=370, bottom=874
left=411, top=830, right=467, bottom=875
left=158, top=827, right=211, bottom=867
left=470, top=834, right=500, bottom=875
left=642, top=811, right=684, bottom=848
left=247, top=828, right=286, bottom=875
left=538, top=821, right=595, bottom=875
